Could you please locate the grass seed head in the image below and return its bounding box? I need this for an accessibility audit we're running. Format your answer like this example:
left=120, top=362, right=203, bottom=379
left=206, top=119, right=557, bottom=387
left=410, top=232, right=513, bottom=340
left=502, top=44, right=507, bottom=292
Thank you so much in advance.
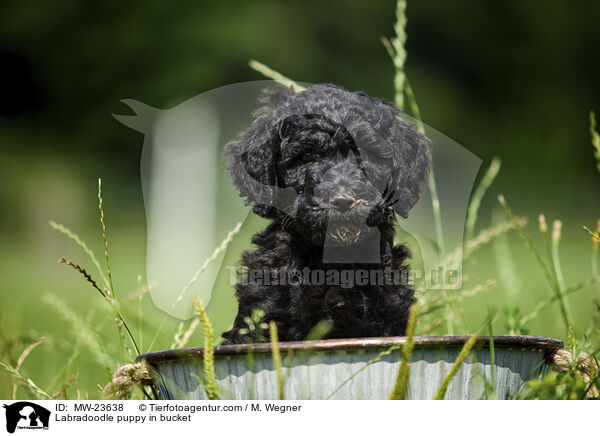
left=552, top=220, right=562, bottom=243
left=538, top=214, right=547, bottom=234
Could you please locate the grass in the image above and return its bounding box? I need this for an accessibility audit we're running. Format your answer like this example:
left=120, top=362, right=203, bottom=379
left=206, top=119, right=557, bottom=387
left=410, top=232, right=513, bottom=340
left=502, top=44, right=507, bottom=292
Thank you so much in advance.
left=432, top=334, right=479, bottom=400
left=388, top=305, right=418, bottom=400
left=1, top=0, right=600, bottom=400
left=193, top=298, right=218, bottom=400
left=269, top=321, right=284, bottom=400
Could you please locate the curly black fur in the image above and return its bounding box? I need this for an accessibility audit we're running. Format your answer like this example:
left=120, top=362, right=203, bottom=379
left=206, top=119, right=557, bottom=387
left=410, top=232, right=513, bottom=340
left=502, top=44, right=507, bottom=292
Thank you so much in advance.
left=222, top=84, right=430, bottom=344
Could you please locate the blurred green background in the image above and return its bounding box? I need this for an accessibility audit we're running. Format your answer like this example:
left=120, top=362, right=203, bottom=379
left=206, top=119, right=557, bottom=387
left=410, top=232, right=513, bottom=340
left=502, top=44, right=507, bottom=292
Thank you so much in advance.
left=1, top=0, right=600, bottom=398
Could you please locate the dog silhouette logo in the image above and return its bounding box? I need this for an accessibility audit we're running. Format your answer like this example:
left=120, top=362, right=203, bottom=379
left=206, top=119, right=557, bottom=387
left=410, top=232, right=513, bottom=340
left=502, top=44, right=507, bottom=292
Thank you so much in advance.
left=112, top=80, right=482, bottom=326
left=2, top=402, right=50, bottom=433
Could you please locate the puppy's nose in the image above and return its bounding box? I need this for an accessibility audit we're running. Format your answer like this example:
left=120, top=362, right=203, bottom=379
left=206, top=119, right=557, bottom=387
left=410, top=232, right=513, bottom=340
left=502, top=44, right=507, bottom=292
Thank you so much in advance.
left=330, top=194, right=355, bottom=211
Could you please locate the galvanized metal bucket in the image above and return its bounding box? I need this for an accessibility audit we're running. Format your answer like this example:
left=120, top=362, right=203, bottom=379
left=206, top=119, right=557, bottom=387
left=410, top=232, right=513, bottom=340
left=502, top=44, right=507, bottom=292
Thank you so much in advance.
left=138, top=335, right=563, bottom=400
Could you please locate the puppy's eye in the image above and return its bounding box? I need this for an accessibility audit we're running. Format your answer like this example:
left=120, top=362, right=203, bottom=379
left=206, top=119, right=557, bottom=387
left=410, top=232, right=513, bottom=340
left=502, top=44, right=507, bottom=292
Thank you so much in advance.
left=302, top=152, right=315, bottom=162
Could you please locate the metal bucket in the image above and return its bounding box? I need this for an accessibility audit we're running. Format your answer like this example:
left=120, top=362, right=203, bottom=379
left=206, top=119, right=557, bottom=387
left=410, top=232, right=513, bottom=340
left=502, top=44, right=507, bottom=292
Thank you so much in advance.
left=138, top=335, right=563, bottom=400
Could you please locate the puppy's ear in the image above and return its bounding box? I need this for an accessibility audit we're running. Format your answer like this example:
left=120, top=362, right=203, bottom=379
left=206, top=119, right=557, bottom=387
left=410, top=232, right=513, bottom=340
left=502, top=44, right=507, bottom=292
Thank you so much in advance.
left=278, top=114, right=297, bottom=139
left=389, top=118, right=431, bottom=218
left=225, top=116, right=281, bottom=218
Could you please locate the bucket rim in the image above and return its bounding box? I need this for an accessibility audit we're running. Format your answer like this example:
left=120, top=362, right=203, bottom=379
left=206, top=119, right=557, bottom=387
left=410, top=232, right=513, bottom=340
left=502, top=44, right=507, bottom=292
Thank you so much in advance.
left=137, top=334, right=564, bottom=365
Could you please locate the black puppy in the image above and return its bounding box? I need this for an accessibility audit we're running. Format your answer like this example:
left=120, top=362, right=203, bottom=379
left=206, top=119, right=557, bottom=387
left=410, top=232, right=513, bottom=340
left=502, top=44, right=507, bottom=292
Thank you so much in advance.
left=222, top=84, right=430, bottom=344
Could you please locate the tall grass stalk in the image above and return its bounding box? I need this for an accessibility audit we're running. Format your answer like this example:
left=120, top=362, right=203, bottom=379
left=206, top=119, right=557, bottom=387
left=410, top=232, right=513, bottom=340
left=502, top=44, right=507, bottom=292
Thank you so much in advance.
left=57, top=258, right=140, bottom=356
left=588, top=222, right=600, bottom=295
left=550, top=220, right=573, bottom=327
left=137, top=276, right=145, bottom=351
left=58, top=258, right=107, bottom=299
left=591, top=112, right=600, bottom=295
left=486, top=306, right=496, bottom=391
left=14, top=339, right=47, bottom=374
left=97, top=179, right=115, bottom=297
left=498, top=195, right=572, bottom=331
left=550, top=220, right=565, bottom=293
left=583, top=224, right=600, bottom=243
left=12, top=338, right=47, bottom=399
left=250, top=2, right=448, bottom=271
left=97, top=178, right=127, bottom=360
left=437, top=154, right=499, bottom=332
left=170, top=322, right=185, bottom=350
left=269, top=321, right=285, bottom=400
left=432, top=334, right=479, bottom=400
left=49, top=220, right=110, bottom=289
left=465, top=157, right=501, bottom=241
left=388, top=304, right=418, bottom=400
left=404, top=79, right=424, bottom=131
left=305, top=320, right=333, bottom=341
left=0, top=361, right=52, bottom=400
left=177, top=318, right=200, bottom=349
left=397, top=82, right=446, bottom=265
left=538, top=214, right=556, bottom=277
left=590, top=111, right=600, bottom=172
left=248, top=60, right=305, bottom=91
left=383, top=0, right=446, bottom=285
left=427, top=174, right=446, bottom=265
left=492, top=208, right=522, bottom=298
left=193, top=298, right=219, bottom=400
left=389, top=0, right=407, bottom=109
left=383, top=1, right=455, bottom=333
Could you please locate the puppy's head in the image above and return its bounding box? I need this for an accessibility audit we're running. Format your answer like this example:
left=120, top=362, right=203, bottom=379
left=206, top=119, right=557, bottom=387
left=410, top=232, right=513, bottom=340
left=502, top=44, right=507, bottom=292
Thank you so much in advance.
left=226, top=84, right=430, bottom=245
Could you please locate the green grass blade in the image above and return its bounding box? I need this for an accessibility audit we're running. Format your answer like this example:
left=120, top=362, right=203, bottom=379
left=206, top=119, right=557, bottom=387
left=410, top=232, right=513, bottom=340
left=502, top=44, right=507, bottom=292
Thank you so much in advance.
left=175, top=318, right=200, bottom=349
left=465, top=157, right=501, bottom=241
left=388, top=304, right=418, bottom=400
left=432, top=334, right=479, bottom=400
left=383, top=0, right=447, bottom=283
left=587, top=223, right=600, bottom=296
left=404, top=78, right=424, bottom=130
left=487, top=305, right=496, bottom=395
left=170, top=322, right=184, bottom=350
left=97, top=178, right=142, bottom=358
left=492, top=209, right=522, bottom=298
left=97, top=178, right=115, bottom=297
left=0, top=361, right=52, bottom=399
left=590, top=111, right=600, bottom=173
left=269, top=321, right=284, bottom=400
left=305, top=320, right=333, bottom=341
left=390, top=0, right=407, bottom=108
left=550, top=220, right=573, bottom=327
left=194, top=298, right=219, bottom=400
left=248, top=60, right=305, bottom=91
